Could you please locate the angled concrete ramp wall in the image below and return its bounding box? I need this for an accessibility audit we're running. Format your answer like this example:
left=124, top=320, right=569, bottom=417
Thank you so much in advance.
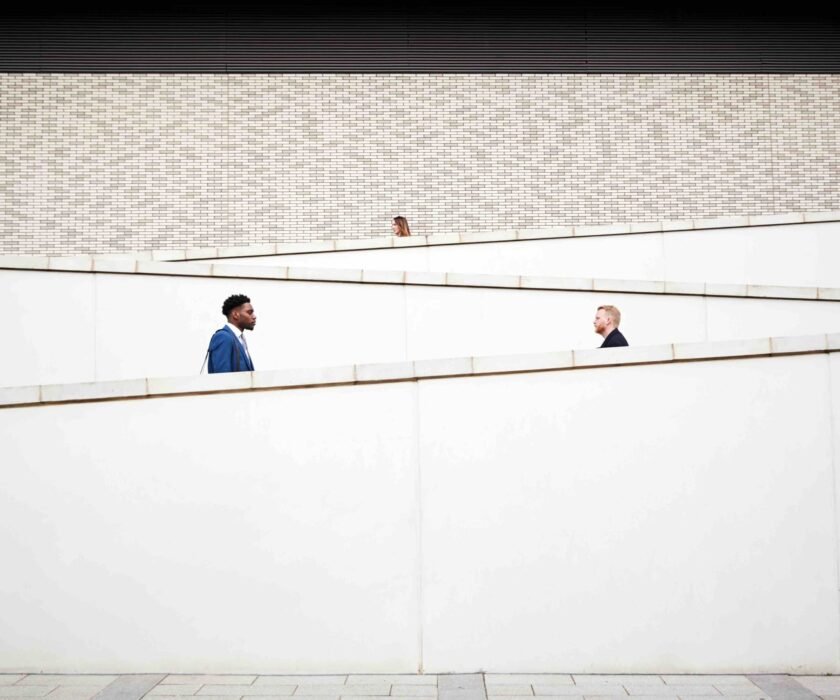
left=178, top=217, right=840, bottom=290
left=1, top=341, right=839, bottom=673
left=4, top=263, right=840, bottom=387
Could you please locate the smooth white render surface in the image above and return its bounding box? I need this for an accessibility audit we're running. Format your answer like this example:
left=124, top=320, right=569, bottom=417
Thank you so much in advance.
left=1, top=351, right=839, bottom=672
left=0, top=381, right=421, bottom=673
left=5, top=268, right=840, bottom=387
left=221, top=222, right=840, bottom=289
left=832, top=352, right=840, bottom=574
left=419, top=355, right=839, bottom=672
left=4, top=270, right=97, bottom=386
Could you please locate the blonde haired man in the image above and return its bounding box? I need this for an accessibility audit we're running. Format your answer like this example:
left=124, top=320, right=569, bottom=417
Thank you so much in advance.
left=594, top=305, right=629, bottom=348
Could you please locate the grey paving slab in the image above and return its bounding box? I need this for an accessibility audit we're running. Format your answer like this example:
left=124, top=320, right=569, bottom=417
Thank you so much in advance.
left=46, top=688, right=108, bottom=700
left=535, top=687, right=625, bottom=697
left=161, top=679, right=256, bottom=687
left=626, top=687, right=719, bottom=697
left=198, top=688, right=294, bottom=697
left=23, top=681, right=117, bottom=689
left=661, top=681, right=749, bottom=688
left=439, top=679, right=483, bottom=693
left=575, top=681, right=663, bottom=688
left=297, top=688, right=384, bottom=697
left=0, top=681, right=25, bottom=688
left=93, top=676, right=164, bottom=700
left=712, top=688, right=764, bottom=697
left=347, top=678, right=435, bottom=686
left=0, top=689, right=58, bottom=698
left=749, top=676, right=820, bottom=700
left=172, top=697, right=240, bottom=700
left=291, top=688, right=349, bottom=696
left=336, top=678, right=394, bottom=693
left=255, top=679, right=346, bottom=687
left=144, top=686, right=203, bottom=696
left=747, top=674, right=818, bottom=700
left=486, top=679, right=572, bottom=688
left=795, top=679, right=840, bottom=696
left=390, top=687, right=437, bottom=696
left=437, top=679, right=485, bottom=700
left=488, top=697, right=568, bottom=700
left=485, top=688, right=533, bottom=697
left=346, top=697, right=420, bottom=700
left=437, top=691, right=484, bottom=700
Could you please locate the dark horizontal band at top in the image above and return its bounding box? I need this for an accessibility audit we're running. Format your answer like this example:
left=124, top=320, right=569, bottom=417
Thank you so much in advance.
left=1, top=6, right=839, bottom=73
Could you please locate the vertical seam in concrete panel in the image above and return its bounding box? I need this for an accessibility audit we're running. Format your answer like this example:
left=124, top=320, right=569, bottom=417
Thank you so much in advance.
left=93, top=272, right=98, bottom=380
left=827, top=352, right=840, bottom=668
left=412, top=379, right=425, bottom=673
left=703, top=295, right=709, bottom=342
left=402, top=283, right=410, bottom=361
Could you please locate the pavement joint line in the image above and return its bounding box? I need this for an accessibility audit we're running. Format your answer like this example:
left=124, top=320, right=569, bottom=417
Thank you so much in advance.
left=91, top=676, right=166, bottom=700
left=746, top=676, right=821, bottom=700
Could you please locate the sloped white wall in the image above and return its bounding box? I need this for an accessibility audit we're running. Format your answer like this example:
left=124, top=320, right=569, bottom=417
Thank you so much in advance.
left=1, top=352, right=838, bottom=672
left=5, top=268, right=840, bottom=387
left=227, top=222, right=840, bottom=289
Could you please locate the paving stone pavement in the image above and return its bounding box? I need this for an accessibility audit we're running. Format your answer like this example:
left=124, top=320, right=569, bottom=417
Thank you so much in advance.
left=0, top=675, right=835, bottom=700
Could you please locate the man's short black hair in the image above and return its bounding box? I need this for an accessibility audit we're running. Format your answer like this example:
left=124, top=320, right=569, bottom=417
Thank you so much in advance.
left=222, top=293, right=250, bottom=318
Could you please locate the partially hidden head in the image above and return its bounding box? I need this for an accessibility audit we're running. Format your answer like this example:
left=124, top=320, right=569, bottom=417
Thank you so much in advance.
left=391, top=216, right=411, bottom=237
left=594, top=304, right=621, bottom=336
left=222, top=293, right=256, bottom=331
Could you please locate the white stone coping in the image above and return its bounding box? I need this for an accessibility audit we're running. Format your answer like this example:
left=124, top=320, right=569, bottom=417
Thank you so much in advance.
left=2, top=332, right=838, bottom=409
left=0, top=257, right=838, bottom=302
left=12, top=211, right=840, bottom=263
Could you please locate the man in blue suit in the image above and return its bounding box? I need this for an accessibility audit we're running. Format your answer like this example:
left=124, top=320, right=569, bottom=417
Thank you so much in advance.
left=207, top=294, right=257, bottom=373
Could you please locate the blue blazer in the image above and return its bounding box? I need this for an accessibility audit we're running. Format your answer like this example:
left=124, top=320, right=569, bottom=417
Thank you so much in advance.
left=207, top=326, right=254, bottom=373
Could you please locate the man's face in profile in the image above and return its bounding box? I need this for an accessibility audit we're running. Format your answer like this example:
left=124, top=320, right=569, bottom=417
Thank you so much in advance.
left=232, top=303, right=257, bottom=331
left=593, top=309, right=609, bottom=335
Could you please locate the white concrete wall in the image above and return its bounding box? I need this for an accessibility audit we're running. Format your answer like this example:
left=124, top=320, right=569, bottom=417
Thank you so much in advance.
left=226, top=222, right=840, bottom=289
left=5, top=268, right=840, bottom=387
left=1, top=351, right=838, bottom=672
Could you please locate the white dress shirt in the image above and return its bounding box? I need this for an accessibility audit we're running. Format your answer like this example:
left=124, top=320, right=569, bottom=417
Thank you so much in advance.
left=226, top=322, right=250, bottom=358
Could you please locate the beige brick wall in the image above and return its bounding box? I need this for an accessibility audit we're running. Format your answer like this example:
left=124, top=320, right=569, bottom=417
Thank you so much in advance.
left=1, top=73, right=838, bottom=255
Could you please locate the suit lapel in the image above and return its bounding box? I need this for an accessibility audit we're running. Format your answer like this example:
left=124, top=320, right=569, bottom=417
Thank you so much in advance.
left=225, top=325, right=253, bottom=371
left=221, top=325, right=245, bottom=371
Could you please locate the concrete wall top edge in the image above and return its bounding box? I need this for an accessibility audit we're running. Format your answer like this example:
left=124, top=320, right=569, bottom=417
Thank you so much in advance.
left=25, top=211, right=840, bottom=263
left=2, top=333, right=837, bottom=409
left=2, top=261, right=839, bottom=303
